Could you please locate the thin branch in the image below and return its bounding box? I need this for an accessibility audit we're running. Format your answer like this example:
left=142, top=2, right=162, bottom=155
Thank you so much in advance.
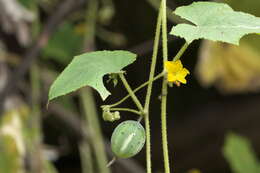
left=118, top=73, right=144, bottom=113
left=110, top=107, right=141, bottom=116
left=146, top=0, right=184, bottom=24
left=172, top=42, right=189, bottom=61
left=108, top=72, right=164, bottom=108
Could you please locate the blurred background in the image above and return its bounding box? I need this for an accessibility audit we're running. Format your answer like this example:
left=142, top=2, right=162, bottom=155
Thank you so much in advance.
left=0, top=0, right=260, bottom=173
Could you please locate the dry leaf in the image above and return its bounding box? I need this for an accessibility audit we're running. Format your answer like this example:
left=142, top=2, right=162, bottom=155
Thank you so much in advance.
left=196, top=40, right=260, bottom=93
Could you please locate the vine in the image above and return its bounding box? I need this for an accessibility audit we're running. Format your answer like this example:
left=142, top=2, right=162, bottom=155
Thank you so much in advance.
left=48, top=1, right=260, bottom=173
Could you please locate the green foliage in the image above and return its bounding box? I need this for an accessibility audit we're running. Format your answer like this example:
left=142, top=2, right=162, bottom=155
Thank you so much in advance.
left=45, top=1, right=260, bottom=173
left=195, top=0, right=260, bottom=93
left=223, top=0, right=260, bottom=17
left=170, top=2, right=260, bottom=45
left=43, top=23, right=83, bottom=65
left=222, top=0, right=260, bottom=53
left=223, top=133, right=260, bottom=173
left=48, top=50, right=136, bottom=101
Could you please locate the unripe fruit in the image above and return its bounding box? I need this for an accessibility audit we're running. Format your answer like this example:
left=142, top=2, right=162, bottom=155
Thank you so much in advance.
left=111, top=120, right=146, bottom=158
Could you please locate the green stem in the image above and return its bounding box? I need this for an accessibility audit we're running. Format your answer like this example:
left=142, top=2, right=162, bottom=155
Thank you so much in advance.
left=29, top=64, right=43, bottom=173
left=161, top=75, right=170, bottom=173
left=79, top=141, right=94, bottom=173
left=110, top=108, right=141, bottom=116
left=161, top=0, right=168, bottom=62
left=146, top=0, right=184, bottom=24
left=29, top=4, right=42, bottom=170
left=161, top=0, right=171, bottom=173
left=118, top=73, right=144, bottom=113
left=172, top=42, right=189, bottom=61
left=143, top=3, right=163, bottom=173
left=80, top=88, right=110, bottom=173
left=109, top=72, right=164, bottom=108
left=144, top=1, right=162, bottom=110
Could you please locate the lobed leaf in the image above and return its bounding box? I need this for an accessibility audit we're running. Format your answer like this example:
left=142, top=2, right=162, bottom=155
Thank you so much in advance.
left=170, top=2, right=260, bottom=45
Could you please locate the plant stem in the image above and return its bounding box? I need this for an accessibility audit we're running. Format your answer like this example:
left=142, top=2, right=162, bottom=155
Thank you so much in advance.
left=118, top=73, right=144, bottom=113
left=143, top=3, right=163, bottom=173
left=172, top=42, right=189, bottom=61
left=109, top=72, right=164, bottom=108
left=80, top=88, right=110, bottom=173
left=161, top=0, right=168, bottom=62
left=144, top=1, right=162, bottom=110
left=161, top=75, right=170, bottom=173
left=146, top=0, right=185, bottom=24
left=29, top=64, right=44, bottom=173
left=161, top=0, right=171, bottom=173
left=79, top=141, right=94, bottom=173
left=110, top=108, right=141, bottom=116
left=106, top=157, right=116, bottom=167
left=28, top=4, right=43, bottom=171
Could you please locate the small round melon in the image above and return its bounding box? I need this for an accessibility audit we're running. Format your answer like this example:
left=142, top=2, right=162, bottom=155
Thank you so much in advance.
left=111, top=120, right=146, bottom=158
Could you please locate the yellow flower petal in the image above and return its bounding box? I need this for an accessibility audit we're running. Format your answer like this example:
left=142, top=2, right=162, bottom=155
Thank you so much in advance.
left=165, top=60, right=183, bottom=73
left=174, top=60, right=183, bottom=71
left=167, top=73, right=178, bottom=82
left=180, top=68, right=190, bottom=76
left=165, top=60, right=190, bottom=85
left=176, top=75, right=187, bottom=84
left=165, top=61, right=175, bottom=73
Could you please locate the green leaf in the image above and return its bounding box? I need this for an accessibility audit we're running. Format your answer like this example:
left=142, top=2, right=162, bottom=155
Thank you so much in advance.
left=223, top=133, right=260, bottom=173
left=48, top=50, right=136, bottom=101
left=223, top=0, right=260, bottom=17
left=170, top=2, right=260, bottom=45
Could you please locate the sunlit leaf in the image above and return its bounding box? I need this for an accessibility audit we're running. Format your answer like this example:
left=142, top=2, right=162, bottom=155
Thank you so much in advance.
left=196, top=0, right=260, bottom=93
left=48, top=50, right=136, bottom=101
left=170, top=2, right=260, bottom=45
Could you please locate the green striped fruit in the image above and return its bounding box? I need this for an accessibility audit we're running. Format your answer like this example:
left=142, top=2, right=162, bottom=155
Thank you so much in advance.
left=111, top=120, right=146, bottom=158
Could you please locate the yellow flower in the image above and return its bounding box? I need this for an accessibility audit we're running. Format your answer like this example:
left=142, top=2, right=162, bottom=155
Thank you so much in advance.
left=165, top=60, right=190, bottom=86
